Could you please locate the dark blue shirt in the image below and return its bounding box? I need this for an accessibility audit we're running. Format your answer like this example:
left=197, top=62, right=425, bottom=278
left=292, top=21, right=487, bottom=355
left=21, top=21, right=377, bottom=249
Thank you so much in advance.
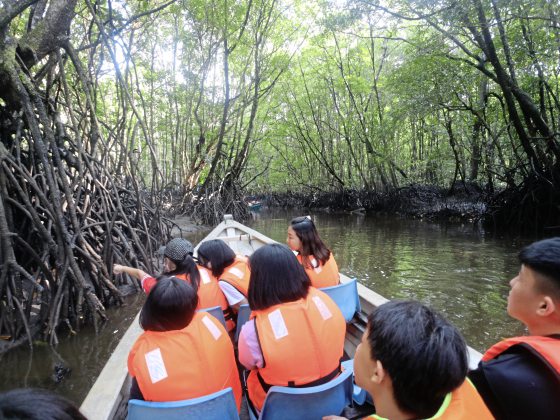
left=469, top=336, right=560, bottom=420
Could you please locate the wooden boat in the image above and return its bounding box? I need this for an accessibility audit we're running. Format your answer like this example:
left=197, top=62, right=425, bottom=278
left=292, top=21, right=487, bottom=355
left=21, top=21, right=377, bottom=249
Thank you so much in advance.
left=80, top=215, right=483, bottom=420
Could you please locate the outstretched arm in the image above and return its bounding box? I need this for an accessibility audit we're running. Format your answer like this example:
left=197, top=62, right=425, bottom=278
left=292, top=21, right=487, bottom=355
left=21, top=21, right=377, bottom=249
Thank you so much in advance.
left=113, top=264, right=150, bottom=281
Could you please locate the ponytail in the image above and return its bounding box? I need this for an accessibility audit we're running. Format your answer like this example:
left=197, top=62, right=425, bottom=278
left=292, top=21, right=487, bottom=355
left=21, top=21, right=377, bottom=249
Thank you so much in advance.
left=168, top=254, right=201, bottom=292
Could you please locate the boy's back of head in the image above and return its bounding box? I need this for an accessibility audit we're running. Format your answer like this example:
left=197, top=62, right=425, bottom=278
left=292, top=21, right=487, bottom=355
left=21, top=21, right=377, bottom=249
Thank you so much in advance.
left=367, top=300, right=468, bottom=418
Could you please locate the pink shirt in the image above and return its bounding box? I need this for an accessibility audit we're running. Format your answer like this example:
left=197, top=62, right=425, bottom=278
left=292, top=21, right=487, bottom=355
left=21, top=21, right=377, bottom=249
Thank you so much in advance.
left=238, top=319, right=264, bottom=370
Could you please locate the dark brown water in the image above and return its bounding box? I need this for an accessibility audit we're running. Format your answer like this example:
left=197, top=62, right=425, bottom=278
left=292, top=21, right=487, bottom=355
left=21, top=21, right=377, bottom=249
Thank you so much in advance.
left=243, top=209, right=529, bottom=352
left=0, top=209, right=533, bottom=405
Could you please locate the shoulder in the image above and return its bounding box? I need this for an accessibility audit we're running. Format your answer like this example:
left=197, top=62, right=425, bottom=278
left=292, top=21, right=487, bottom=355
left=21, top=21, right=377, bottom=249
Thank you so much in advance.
left=472, top=345, right=560, bottom=419
left=129, top=332, right=151, bottom=359
left=141, top=275, right=157, bottom=293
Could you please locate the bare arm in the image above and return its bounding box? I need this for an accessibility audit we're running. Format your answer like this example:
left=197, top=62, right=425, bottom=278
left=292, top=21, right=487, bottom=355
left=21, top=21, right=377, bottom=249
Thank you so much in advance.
left=113, top=264, right=150, bottom=281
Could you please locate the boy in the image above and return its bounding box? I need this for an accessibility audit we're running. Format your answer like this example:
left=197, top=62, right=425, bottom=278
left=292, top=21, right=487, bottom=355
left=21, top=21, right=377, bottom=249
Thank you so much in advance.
left=326, top=300, right=492, bottom=420
left=469, top=237, right=560, bottom=419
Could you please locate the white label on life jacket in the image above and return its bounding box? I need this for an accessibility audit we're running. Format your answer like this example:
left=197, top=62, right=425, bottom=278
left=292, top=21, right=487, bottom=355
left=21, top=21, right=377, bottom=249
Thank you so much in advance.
left=312, top=296, right=332, bottom=320
left=268, top=309, right=289, bottom=340
left=228, top=267, right=244, bottom=279
left=145, top=348, right=168, bottom=384
left=200, top=269, right=211, bottom=284
left=202, top=315, right=222, bottom=340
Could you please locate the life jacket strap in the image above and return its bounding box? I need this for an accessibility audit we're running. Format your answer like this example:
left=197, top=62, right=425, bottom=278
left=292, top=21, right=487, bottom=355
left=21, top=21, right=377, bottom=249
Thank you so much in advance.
left=257, top=362, right=341, bottom=393
left=223, top=307, right=234, bottom=321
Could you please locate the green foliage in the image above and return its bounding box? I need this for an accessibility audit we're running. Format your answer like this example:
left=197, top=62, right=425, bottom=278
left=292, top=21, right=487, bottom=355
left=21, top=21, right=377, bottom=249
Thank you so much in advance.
left=57, top=0, right=559, bottom=194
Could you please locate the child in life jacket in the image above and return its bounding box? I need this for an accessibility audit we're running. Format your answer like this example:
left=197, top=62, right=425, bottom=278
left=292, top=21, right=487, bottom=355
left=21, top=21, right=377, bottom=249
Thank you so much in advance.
left=238, top=243, right=346, bottom=414
left=196, top=239, right=250, bottom=312
left=114, top=238, right=197, bottom=294
left=469, top=237, right=560, bottom=420
left=287, top=216, right=340, bottom=288
left=325, top=300, right=493, bottom=420
left=127, top=276, right=242, bottom=409
left=113, top=238, right=232, bottom=330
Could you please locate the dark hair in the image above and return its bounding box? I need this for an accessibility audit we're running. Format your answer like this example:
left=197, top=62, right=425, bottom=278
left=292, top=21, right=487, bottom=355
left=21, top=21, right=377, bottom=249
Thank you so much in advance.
left=290, top=216, right=331, bottom=267
left=248, top=243, right=310, bottom=310
left=366, top=300, right=468, bottom=418
left=140, top=276, right=198, bottom=332
left=166, top=253, right=201, bottom=292
left=197, top=239, right=236, bottom=278
left=0, top=388, right=86, bottom=420
left=519, top=237, right=560, bottom=298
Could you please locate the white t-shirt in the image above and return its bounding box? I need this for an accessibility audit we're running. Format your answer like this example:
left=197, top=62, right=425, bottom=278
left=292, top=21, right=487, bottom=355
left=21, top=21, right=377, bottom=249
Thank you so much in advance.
left=218, top=280, right=246, bottom=305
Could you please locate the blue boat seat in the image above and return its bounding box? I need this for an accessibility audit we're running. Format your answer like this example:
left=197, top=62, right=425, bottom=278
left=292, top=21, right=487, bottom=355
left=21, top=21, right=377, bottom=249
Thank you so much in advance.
left=341, top=359, right=372, bottom=405
left=127, top=387, right=240, bottom=420
left=235, top=304, right=251, bottom=342
left=248, top=362, right=354, bottom=420
left=198, top=306, right=227, bottom=330
left=320, top=278, right=361, bottom=322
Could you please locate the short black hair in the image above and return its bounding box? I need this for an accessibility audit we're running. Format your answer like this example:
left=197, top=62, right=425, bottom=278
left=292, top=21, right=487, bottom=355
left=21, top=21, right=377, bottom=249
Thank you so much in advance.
left=140, top=276, right=198, bottom=331
left=290, top=216, right=331, bottom=266
left=519, top=237, right=560, bottom=298
left=248, top=243, right=310, bottom=310
left=0, top=388, right=86, bottom=420
left=367, top=300, right=468, bottom=418
left=197, top=239, right=236, bottom=278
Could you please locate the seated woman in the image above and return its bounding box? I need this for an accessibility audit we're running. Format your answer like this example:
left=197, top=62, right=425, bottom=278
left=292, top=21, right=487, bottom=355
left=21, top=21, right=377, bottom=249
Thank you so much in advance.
left=113, top=238, right=232, bottom=330
left=197, top=239, right=250, bottom=312
left=287, top=216, right=340, bottom=288
left=127, top=276, right=242, bottom=409
left=238, top=244, right=346, bottom=413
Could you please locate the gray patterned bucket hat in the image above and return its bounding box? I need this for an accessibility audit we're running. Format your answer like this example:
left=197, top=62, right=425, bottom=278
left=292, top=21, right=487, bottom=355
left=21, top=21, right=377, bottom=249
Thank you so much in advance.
left=163, top=238, right=194, bottom=261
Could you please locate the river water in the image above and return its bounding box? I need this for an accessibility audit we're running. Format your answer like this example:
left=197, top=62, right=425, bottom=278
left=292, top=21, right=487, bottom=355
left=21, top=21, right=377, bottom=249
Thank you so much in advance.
left=0, top=209, right=532, bottom=405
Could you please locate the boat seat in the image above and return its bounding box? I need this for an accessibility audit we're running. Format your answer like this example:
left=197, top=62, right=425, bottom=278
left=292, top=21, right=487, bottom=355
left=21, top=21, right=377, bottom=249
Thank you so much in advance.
left=198, top=306, right=227, bottom=330
left=127, top=387, right=239, bottom=420
left=341, top=359, right=373, bottom=405
left=235, top=304, right=251, bottom=342
left=320, top=278, right=361, bottom=323
left=248, top=362, right=354, bottom=420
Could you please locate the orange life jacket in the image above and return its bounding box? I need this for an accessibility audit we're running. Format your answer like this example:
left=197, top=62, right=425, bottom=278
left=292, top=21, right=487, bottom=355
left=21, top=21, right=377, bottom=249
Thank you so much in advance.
left=128, top=312, right=242, bottom=409
left=143, top=273, right=232, bottom=330
left=296, top=253, right=340, bottom=288
left=246, top=287, right=346, bottom=411
left=368, top=379, right=492, bottom=420
left=195, top=267, right=235, bottom=332
left=219, top=256, right=251, bottom=297
left=482, top=335, right=560, bottom=379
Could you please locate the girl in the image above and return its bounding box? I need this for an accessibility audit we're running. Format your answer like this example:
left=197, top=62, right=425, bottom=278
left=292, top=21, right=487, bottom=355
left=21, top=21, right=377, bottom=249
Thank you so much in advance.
left=287, top=216, right=340, bottom=288
left=127, top=277, right=242, bottom=408
left=238, top=244, right=345, bottom=413
left=197, top=239, right=250, bottom=312
left=114, top=238, right=232, bottom=330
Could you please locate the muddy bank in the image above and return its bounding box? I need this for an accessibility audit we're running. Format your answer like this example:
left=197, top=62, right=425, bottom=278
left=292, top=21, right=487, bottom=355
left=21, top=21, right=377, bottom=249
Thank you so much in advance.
left=170, top=215, right=209, bottom=237
left=257, top=184, right=487, bottom=223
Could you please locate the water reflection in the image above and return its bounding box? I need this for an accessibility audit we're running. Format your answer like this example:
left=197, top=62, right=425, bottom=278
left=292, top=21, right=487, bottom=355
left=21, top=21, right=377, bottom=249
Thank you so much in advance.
left=0, top=292, right=145, bottom=404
